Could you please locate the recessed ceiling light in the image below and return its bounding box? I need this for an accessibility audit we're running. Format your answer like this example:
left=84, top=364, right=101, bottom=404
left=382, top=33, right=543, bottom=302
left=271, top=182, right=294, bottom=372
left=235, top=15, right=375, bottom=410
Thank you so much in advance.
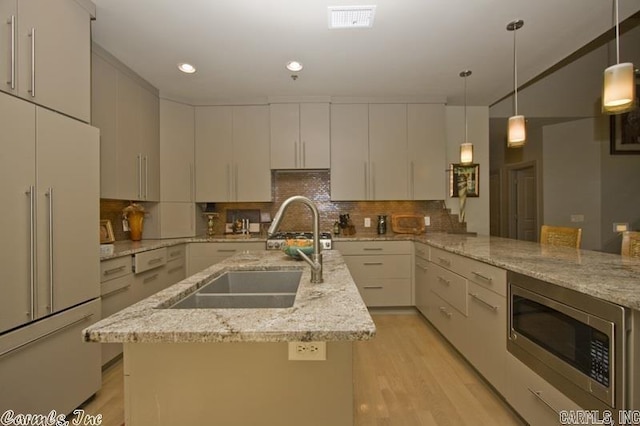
left=286, top=61, right=303, bottom=72
left=178, top=63, right=196, bottom=74
left=328, top=5, right=376, bottom=29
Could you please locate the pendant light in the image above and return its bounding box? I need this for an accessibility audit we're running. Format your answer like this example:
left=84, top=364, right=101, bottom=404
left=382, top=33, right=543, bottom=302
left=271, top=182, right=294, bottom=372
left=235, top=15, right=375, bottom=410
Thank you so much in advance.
left=507, top=19, right=526, bottom=148
left=459, top=70, right=473, bottom=164
left=602, top=0, right=635, bottom=114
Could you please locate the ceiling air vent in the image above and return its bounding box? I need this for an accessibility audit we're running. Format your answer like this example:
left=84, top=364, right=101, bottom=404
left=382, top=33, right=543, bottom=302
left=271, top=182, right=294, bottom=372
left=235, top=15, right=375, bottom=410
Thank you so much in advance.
left=328, top=5, right=376, bottom=29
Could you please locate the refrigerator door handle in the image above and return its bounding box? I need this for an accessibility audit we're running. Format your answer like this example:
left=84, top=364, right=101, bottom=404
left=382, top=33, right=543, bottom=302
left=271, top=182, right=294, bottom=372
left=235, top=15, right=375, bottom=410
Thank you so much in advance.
left=46, top=187, right=54, bottom=313
left=0, top=314, right=94, bottom=359
left=27, top=185, right=36, bottom=321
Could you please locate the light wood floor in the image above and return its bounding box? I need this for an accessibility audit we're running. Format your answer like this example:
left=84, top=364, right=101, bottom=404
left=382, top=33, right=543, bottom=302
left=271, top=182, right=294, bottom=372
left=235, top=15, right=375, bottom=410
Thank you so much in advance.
left=78, top=313, right=523, bottom=426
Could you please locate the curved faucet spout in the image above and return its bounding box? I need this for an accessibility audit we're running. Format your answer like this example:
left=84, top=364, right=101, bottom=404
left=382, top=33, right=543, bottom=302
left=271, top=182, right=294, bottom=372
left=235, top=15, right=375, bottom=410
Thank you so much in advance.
left=269, top=196, right=323, bottom=283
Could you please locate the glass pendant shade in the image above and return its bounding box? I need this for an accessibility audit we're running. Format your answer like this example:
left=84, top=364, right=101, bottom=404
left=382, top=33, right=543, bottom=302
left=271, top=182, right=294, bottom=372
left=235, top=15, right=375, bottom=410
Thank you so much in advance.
left=460, top=142, right=473, bottom=164
left=507, top=115, right=526, bottom=148
left=603, top=62, right=635, bottom=114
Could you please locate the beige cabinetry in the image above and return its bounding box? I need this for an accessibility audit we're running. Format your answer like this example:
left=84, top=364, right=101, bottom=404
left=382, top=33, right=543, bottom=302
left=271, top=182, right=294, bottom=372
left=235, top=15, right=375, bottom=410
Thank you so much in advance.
left=160, top=99, right=195, bottom=202
left=134, top=248, right=168, bottom=300
left=0, top=93, right=100, bottom=331
left=100, top=256, right=134, bottom=365
left=0, top=0, right=93, bottom=122
left=195, top=106, right=271, bottom=202
left=91, top=45, right=160, bottom=201
left=165, top=244, right=186, bottom=285
left=270, top=103, right=330, bottom=169
left=335, top=241, right=413, bottom=307
left=330, top=103, right=445, bottom=201
left=187, top=242, right=265, bottom=276
left=408, top=104, right=446, bottom=199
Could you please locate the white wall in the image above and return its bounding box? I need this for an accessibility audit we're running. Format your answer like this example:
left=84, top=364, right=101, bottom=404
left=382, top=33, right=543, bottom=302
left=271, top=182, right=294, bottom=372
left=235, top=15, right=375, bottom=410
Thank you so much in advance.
left=446, top=106, right=490, bottom=235
left=542, top=119, right=602, bottom=250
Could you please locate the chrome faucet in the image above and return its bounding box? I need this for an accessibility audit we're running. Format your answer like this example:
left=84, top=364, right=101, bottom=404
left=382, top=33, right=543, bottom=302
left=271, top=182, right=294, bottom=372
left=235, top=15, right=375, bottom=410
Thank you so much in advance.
left=268, top=196, right=323, bottom=283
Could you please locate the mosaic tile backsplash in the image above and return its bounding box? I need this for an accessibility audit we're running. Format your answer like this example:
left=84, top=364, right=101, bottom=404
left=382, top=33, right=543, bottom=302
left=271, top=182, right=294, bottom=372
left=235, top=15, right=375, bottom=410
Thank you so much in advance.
left=101, top=170, right=466, bottom=240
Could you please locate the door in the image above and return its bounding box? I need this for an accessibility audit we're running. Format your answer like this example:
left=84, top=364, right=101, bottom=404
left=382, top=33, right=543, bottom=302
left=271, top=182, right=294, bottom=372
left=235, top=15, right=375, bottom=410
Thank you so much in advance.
left=195, top=106, right=233, bottom=201
left=160, top=99, right=195, bottom=202
left=300, top=103, right=330, bottom=169
left=36, top=107, right=100, bottom=317
left=269, top=103, right=299, bottom=169
left=0, top=0, right=17, bottom=96
left=408, top=104, right=446, bottom=200
left=232, top=105, right=271, bottom=201
left=509, top=165, right=537, bottom=241
left=116, top=72, right=141, bottom=200
left=330, top=104, right=369, bottom=200
left=0, top=93, right=35, bottom=333
left=140, top=86, right=160, bottom=201
left=369, top=104, right=408, bottom=200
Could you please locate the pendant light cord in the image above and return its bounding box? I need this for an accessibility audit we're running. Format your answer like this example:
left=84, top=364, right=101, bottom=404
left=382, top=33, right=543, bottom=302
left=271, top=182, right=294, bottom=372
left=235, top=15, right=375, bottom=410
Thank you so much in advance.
left=464, top=75, right=468, bottom=142
left=513, top=27, right=518, bottom=115
left=615, top=0, right=620, bottom=64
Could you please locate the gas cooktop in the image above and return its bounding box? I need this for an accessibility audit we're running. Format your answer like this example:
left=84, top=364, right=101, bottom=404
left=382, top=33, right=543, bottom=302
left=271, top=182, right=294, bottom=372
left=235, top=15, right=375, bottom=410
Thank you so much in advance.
left=266, top=232, right=332, bottom=250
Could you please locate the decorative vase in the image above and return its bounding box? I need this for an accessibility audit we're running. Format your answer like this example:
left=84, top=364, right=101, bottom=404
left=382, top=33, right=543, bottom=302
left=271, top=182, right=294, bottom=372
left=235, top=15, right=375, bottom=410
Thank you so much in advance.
left=128, top=210, right=144, bottom=241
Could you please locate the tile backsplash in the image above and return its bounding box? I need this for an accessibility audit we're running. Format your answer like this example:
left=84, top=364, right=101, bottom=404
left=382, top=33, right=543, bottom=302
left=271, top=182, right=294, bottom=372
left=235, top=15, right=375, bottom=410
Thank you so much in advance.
left=101, top=170, right=465, bottom=240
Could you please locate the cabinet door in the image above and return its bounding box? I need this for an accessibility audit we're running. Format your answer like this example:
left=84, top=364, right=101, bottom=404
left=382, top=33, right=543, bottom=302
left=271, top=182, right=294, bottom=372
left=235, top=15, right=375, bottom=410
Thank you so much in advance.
left=0, top=93, right=35, bottom=333
left=195, top=106, right=233, bottom=201
left=0, top=0, right=17, bottom=96
left=36, top=108, right=100, bottom=317
left=270, top=103, right=299, bottom=169
left=233, top=105, right=271, bottom=202
left=160, top=99, right=195, bottom=202
left=116, top=72, right=142, bottom=200
left=408, top=104, right=446, bottom=200
left=415, top=257, right=430, bottom=316
left=369, top=104, right=408, bottom=200
left=92, top=52, right=119, bottom=199
left=300, top=103, right=330, bottom=169
left=330, top=104, right=368, bottom=200
left=17, top=0, right=91, bottom=122
left=140, top=87, right=160, bottom=201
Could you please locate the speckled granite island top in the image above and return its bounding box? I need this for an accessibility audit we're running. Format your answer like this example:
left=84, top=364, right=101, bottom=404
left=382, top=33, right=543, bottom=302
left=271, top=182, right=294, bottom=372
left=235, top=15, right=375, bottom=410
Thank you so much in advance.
left=84, top=250, right=376, bottom=344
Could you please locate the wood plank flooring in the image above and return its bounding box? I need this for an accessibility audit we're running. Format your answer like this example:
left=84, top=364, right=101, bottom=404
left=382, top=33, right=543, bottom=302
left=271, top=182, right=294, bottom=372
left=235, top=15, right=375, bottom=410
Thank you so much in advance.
left=77, top=313, right=523, bottom=426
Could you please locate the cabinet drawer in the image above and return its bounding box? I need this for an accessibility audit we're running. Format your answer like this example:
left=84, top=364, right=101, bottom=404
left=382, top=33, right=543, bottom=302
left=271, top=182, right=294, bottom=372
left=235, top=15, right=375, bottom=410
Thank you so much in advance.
left=414, top=242, right=429, bottom=260
left=430, top=263, right=467, bottom=315
left=166, top=257, right=186, bottom=285
left=334, top=241, right=412, bottom=255
left=166, top=244, right=186, bottom=262
left=344, top=255, right=411, bottom=279
left=424, top=291, right=468, bottom=352
left=457, top=257, right=506, bottom=296
left=430, top=246, right=463, bottom=270
left=100, top=256, right=132, bottom=282
left=355, top=278, right=411, bottom=307
left=134, top=247, right=167, bottom=274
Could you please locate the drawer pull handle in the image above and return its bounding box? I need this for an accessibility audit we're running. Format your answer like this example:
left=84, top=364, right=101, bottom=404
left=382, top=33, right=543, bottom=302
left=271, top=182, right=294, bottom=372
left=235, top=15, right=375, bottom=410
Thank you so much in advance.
left=416, top=264, right=428, bottom=272
left=437, top=276, right=450, bottom=286
left=438, top=307, right=452, bottom=318
left=527, top=388, right=560, bottom=415
left=168, top=265, right=184, bottom=274
left=102, top=284, right=131, bottom=298
left=363, top=286, right=383, bottom=290
left=363, top=248, right=383, bottom=251
left=143, top=273, right=159, bottom=283
left=147, top=257, right=164, bottom=265
left=472, top=271, right=492, bottom=282
left=438, top=257, right=451, bottom=266
left=169, top=250, right=182, bottom=257
left=217, top=249, right=237, bottom=253
left=363, top=262, right=383, bottom=266
left=469, top=293, right=498, bottom=311
left=103, top=265, right=126, bottom=276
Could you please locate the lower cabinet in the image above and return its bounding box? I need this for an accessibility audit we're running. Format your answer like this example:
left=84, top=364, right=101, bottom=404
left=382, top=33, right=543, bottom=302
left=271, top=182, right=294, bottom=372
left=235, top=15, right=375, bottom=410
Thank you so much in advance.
left=335, top=241, right=412, bottom=307
left=187, top=242, right=265, bottom=276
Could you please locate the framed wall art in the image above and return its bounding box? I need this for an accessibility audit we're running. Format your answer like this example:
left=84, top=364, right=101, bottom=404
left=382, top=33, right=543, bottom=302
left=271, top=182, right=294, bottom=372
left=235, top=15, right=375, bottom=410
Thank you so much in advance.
left=610, top=80, right=639, bottom=155
left=449, top=163, right=479, bottom=197
left=100, top=219, right=115, bottom=244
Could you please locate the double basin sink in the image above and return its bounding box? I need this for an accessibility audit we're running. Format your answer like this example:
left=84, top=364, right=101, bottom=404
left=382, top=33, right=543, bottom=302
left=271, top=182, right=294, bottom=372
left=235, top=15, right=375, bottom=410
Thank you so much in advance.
left=169, top=269, right=302, bottom=309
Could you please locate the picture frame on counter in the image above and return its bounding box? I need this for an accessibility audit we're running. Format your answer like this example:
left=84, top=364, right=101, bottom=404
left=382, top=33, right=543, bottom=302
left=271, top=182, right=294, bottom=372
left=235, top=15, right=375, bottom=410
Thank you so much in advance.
left=610, top=80, right=640, bottom=155
left=449, top=163, right=479, bottom=197
left=100, top=219, right=115, bottom=244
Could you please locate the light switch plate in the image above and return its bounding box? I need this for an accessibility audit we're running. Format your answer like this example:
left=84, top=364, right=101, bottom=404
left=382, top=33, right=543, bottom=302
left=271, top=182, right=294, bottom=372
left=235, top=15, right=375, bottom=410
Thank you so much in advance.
left=364, top=217, right=371, bottom=227
left=613, top=223, right=629, bottom=233
left=424, top=216, right=430, bottom=226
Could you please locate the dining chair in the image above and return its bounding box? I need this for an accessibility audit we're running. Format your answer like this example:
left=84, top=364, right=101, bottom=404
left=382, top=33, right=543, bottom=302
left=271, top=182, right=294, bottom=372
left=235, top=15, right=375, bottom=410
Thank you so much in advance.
left=621, top=231, right=640, bottom=258
left=540, top=225, right=582, bottom=249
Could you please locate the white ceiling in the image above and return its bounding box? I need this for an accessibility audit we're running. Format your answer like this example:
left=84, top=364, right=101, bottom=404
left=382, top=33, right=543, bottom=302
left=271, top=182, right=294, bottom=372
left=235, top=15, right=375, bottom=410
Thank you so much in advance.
left=91, top=0, right=640, bottom=106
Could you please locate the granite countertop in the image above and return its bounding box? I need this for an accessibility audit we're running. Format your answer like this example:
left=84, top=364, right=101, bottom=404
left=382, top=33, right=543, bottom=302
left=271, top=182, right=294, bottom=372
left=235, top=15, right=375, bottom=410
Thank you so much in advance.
left=84, top=249, right=376, bottom=344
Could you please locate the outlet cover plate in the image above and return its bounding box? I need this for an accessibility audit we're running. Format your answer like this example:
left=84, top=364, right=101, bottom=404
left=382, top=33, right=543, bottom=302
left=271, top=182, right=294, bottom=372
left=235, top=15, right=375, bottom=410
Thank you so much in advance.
left=288, top=341, right=327, bottom=361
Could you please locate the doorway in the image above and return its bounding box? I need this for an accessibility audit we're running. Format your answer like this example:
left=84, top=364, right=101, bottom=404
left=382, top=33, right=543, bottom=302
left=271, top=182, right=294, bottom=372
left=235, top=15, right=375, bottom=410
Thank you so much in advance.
left=508, top=163, right=538, bottom=242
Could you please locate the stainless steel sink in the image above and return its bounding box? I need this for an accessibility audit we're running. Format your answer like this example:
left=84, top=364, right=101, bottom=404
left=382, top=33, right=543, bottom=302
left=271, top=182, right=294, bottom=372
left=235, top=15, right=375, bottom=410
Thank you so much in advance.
left=169, top=270, right=302, bottom=309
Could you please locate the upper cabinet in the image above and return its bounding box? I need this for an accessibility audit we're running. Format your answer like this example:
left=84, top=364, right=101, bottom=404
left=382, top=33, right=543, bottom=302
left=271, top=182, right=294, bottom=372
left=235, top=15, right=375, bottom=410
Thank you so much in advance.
left=92, top=46, right=160, bottom=201
left=195, top=105, right=271, bottom=202
left=408, top=104, right=446, bottom=200
left=160, top=99, right=194, bottom=202
left=270, top=103, right=330, bottom=169
left=0, top=0, right=93, bottom=122
left=331, top=102, right=446, bottom=201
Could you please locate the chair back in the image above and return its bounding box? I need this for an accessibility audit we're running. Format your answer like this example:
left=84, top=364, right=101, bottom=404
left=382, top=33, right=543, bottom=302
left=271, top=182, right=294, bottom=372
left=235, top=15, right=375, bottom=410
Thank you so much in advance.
left=621, top=231, right=640, bottom=258
left=540, top=225, right=582, bottom=249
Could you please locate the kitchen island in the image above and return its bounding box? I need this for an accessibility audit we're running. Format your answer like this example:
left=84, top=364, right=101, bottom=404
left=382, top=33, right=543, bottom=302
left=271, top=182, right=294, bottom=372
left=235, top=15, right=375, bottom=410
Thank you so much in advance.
left=84, top=249, right=375, bottom=426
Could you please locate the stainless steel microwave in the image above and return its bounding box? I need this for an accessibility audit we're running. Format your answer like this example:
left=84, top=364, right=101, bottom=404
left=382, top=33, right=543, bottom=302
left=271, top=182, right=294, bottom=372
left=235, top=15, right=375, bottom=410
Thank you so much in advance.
left=507, top=271, right=629, bottom=411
